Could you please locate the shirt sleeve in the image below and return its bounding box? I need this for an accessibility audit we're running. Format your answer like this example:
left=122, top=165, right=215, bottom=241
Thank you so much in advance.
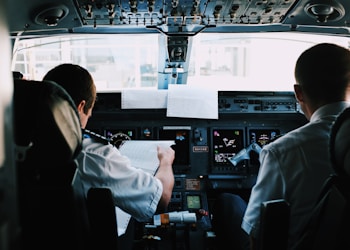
left=241, top=146, right=286, bottom=237
left=77, top=138, right=163, bottom=222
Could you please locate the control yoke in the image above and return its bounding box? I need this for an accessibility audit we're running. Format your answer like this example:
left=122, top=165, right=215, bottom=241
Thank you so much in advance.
left=229, top=142, right=262, bottom=166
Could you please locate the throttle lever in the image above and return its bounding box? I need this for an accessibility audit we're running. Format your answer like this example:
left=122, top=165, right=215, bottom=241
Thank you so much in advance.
left=229, top=142, right=262, bottom=166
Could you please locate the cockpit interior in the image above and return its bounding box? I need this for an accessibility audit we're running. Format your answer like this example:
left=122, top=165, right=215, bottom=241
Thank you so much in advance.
left=2, top=0, right=350, bottom=249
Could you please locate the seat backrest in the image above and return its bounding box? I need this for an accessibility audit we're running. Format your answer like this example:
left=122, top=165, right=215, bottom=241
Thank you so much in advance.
left=330, top=107, right=350, bottom=178
left=13, top=79, right=83, bottom=250
left=320, top=106, right=350, bottom=249
left=295, top=107, right=350, bottom=250
left=14, top=79, right=82, bottom=169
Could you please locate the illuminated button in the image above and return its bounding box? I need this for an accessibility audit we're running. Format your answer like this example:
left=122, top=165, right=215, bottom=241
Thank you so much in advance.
left=143, top=128, right=152, bottom=138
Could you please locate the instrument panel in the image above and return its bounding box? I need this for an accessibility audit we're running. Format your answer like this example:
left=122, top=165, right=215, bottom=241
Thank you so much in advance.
left=88, top=92, right=304, bottom=171
left=87, top=90, right=306, bottom=207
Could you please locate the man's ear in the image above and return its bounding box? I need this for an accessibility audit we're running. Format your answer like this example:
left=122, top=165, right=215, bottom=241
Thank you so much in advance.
left=77, top=100, right=86, bottom=114
left=294, top=84, right=304, bottom=103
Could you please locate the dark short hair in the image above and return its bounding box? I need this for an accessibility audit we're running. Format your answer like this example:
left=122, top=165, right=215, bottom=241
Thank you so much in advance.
left=294, top=43, right=350, bottom=102
left=43, top=63, right=96, bottom=114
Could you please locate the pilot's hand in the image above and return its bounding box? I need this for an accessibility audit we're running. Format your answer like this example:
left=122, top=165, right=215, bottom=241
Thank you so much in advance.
left=156, top=145, right=175, bottom=210
left=157, top=145, right=175, bottom=166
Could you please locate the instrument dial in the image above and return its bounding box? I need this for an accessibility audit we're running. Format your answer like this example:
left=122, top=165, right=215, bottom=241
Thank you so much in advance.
left=110, top=132, right=131, bottom=148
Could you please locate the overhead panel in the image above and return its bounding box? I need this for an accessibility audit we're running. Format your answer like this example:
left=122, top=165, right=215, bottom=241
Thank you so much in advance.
left=74, top=0, right=298, bottom=27
left=9, top=0, right=350, bottom=35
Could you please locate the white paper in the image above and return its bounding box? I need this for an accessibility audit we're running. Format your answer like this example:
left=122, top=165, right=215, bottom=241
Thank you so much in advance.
left=115, top=206, right=131, bottom=236
left=166, top=84, right=218, bottom=119
left=118, top=140, right=175, bottom=175
left=115, top=140, right=175, bottom=236
left=121, top=89, right=168, bottom=109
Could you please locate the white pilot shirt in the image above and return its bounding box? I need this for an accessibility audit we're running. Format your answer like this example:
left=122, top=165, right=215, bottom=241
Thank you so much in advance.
left=241, top=101, right=350, bottom=249
left=76, top=137, right=163, bottom=222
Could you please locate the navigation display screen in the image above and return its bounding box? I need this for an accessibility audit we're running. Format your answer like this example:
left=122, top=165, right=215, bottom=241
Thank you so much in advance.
left=212, top=128, right=244, bottom=166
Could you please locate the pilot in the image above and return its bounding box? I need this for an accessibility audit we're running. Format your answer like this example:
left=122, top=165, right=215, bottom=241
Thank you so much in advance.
left=43, top=63, right=175, bottom=247
left=211, top=43, right=350, bottom=250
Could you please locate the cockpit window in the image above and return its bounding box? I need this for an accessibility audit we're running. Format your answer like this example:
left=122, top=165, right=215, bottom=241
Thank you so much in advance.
left=12, top=35, right=158, bottom=91
left=12, top=32, right=350, bottom=92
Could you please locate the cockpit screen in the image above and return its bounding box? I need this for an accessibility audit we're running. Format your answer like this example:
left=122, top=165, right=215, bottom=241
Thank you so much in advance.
left=158, top=127, right=190, bottom=170
left=248, top=129, right=280, bottom=164
left=212, top=128, right=244, bottom=166
left=186, top=195, right=201, bottom=210
left=249, top=129, right=280, bottom=147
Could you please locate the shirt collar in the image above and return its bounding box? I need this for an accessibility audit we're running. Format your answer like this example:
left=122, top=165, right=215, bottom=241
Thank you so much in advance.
left=310, top=101, right=350, bottom=123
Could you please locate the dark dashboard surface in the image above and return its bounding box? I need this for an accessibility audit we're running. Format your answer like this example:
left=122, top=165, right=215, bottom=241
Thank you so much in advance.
left=87, top=91, right=306, bottom=203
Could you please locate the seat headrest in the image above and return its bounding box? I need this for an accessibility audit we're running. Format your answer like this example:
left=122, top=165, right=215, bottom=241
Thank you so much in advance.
left=14, top=79, right=82, bottom=168
left=330, top=107, right=350, bottom=177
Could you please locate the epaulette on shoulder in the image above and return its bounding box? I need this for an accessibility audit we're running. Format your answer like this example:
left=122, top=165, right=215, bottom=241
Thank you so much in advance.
left=83, top=129, right=111, bottom=145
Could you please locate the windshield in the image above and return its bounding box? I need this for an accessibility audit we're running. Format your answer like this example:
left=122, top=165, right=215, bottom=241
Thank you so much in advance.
left=12, top=32, right=350, bottom=92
